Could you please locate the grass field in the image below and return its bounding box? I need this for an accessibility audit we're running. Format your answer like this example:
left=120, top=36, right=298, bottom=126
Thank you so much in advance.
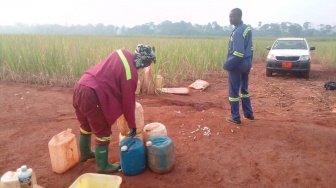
left=0, top=35, right=335, bottom=87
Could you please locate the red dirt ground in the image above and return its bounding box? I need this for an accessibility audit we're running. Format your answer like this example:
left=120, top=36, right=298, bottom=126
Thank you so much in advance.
left=1, top=60, right=336, bottom=188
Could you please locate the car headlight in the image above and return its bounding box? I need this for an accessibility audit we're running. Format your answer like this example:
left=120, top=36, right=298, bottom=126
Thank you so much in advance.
left=299, top=55, right=310, bottom=61
left=267, top=54, right=276, bottom=61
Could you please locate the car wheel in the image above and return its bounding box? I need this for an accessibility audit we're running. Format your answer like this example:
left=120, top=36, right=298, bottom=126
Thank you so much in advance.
left=266, top=69, right=272, bottom=77
left=302, top=71, right=309, bottom=79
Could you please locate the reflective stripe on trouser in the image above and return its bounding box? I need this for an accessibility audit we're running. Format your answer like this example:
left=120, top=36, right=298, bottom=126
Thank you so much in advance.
left=80, top=128, right=92, bottom=135
left=80, top=128, right=111, bottom=143
left=73, top=84, right=112, bottom=146
left=96, top=136, right=111, bottom=142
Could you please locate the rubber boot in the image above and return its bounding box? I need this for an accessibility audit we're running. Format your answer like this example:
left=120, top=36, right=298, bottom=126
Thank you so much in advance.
left=79, top=135, right=95, bottom=162
left=95, top=145, right=120, bottom=173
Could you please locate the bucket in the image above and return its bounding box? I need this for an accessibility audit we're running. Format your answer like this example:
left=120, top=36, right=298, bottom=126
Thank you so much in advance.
left=119, top=138, right=146, bottom=176
left=116, top=102, right=144, bottom=136
left=146, top=137, right=175, bottom=174
left=69, top=173, right=122, bottom=188
left=0, top=166, right=37, bottom=188
left=119, top=132, right=143, bottom=143
left=143, top=122, right=167, bottom=143
left=48, top=129, right=79, bottom=174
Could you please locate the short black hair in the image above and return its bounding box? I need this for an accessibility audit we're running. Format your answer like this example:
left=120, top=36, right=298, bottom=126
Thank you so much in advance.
left=231, top=8, right=242, bottom=18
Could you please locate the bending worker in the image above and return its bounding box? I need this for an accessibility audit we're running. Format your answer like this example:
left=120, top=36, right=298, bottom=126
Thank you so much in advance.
left=223, top=8, right=254, bottom=125
left=73, top=44, right=156, bottom=173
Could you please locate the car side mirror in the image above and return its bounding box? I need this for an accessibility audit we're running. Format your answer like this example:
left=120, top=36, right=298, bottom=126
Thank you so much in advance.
left=310, top=47, right=316, bottom=51
left=266, top=46, right=271, bottom=50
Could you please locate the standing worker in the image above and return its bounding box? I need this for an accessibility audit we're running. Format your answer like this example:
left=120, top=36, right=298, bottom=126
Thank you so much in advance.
left=223, top=8, right=254, bottom=125
left=73, top=44, right=156, bottom=173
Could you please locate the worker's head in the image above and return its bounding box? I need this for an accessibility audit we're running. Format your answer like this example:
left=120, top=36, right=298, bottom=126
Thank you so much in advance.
left=229, top=8, right=242, bottom=26
left=134, top=44, right=156, bottom=69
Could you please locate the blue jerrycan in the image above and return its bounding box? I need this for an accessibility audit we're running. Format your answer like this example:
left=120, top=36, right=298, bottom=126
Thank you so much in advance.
left=146, top=136, right=175, bottom=174
left=119, top=137, right=146, bottom=176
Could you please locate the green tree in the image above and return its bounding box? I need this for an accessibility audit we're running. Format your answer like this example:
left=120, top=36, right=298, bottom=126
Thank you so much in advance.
left=288, top=23, right=303, bottom=37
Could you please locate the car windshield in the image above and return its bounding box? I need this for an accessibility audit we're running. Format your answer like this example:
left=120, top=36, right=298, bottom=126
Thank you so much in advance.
left=272, top=40, right=307, bottom=50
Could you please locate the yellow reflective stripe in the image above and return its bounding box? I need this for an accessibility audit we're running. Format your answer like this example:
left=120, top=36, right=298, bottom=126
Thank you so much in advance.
left=233, top=51, right=244, bottom=58
left=96, top=136, right=111, bottom=142
left=230, top=36, right=233, bottom=41
left=241, top=94, right=250, bottom=98
left=80, top=128, right=92, bottom=135
left=229, top=97, right=239, bottom=102
left=243, top=27, right=251, bottom=38
left=116, top=49, right=131, bottom=80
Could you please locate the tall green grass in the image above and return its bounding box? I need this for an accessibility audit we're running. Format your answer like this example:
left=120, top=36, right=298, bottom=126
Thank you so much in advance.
left=0, top=35, right=335, bottom=87
left=307, top=38, right=336, bottom=67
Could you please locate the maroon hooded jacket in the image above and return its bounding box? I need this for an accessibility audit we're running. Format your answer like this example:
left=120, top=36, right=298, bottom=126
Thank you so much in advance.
left=78, top=49, right=138, bottom=129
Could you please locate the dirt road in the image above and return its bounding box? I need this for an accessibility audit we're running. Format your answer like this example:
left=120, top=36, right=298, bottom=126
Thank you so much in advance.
left=1, top=60, right=335, bottom=188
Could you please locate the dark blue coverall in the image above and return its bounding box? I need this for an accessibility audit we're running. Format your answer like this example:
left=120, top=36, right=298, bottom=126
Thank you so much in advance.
left=223, top=21, right=254, bottom=121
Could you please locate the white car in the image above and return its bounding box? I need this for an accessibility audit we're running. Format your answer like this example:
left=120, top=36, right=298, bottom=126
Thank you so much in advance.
left=266, top=38, right=316, bottom=79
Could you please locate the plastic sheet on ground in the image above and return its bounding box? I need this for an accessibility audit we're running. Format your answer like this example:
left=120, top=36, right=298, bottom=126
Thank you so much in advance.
left=188, top=79, right=210, bottom=91
left=157, top=87, right=190, bottom=95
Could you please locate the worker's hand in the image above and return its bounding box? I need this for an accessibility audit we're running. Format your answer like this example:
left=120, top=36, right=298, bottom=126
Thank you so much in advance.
left=128, top=128, right=137, bottom=137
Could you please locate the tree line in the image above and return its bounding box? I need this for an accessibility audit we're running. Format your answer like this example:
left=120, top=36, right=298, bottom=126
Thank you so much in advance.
left=1, top=21, right=335, bottom=37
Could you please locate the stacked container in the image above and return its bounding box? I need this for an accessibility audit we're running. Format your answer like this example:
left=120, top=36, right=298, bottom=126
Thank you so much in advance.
left=143, top=122, right=167, bottom=143
left=116, top=102, right=144, bottom=136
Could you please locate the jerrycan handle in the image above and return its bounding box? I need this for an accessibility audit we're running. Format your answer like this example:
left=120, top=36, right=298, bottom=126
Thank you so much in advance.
left=128, top=140, right=136, bottom=149
left=62, top=128, right=72, bottom=137
left=55, top=128, right=72, bottom=141
left=61, top=128, right=72, bottom=137
left=146, top=124, right=159, bottom=133
left=124, top=139, right=137, bottom=150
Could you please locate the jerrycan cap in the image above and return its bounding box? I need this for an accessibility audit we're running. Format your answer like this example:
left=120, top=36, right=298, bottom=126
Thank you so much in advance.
left=21, top=165, right=28, bottom=172
left=146, top=141, right=153, bottom=147
left=121, top=145, right=128, bottom=151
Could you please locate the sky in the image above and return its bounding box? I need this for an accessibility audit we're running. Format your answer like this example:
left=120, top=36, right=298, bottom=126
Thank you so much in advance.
left=0, top=0, right=335, bottom=28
